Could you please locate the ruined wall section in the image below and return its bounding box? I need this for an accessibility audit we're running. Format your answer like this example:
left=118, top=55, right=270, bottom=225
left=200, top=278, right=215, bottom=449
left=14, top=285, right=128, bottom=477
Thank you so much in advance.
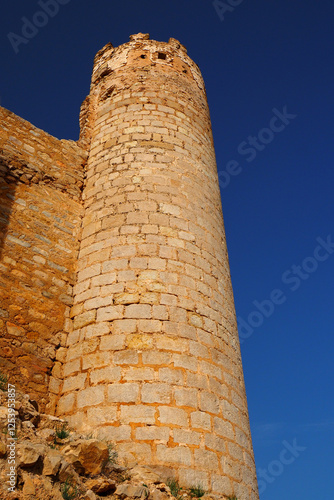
left=0, top=107, right=87, bottom=410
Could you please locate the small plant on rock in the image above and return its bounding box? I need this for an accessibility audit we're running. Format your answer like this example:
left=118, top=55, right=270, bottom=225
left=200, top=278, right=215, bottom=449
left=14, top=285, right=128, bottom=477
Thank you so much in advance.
left=167, top=478, right=182, bottom=499
left=107, top=442, right=118, bottom=464
left=61, top=479, right=79, bottom=500
left=55, top=423, right=70, bottom=442
left=189, top=484, right=205, bottom=498
left=0, top=370, right=8, bottom=391
left=227, top=496, right=238, bottom=500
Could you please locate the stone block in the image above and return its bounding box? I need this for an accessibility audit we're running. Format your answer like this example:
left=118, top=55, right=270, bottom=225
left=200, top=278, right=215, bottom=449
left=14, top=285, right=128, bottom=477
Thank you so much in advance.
left=156, top=444, right=191, bottom=466
left=123, top=367, right=155, bottom=381
left=62, top=373, right=87, bottom=393
left=200, top=360, right=222, bottom=379
left=211, top=475, right=232, bottom=496
left=116, top=442, right=153, bottom=466
left=135, top=426, right=170, bottom=441
left=173, top=354, right=197, bottom=372
left=87, top=406, right=117, bottom=424
left=96, top=425, right=131, bottom=441
left=205, top=433, right=226, bottom=453
left=137, top=319, right=162, bottom=332
left=213, top=417, right=234, bottom=440
left=114, top=350, right=138, bottom=365
left=194, top=448, right=219, bottom=470
left=187, top=373, right=208, bottom=390
left=73, top=310, right=96, bottom=329
left=77, top=386, right=105, bottom=408
left=156, top=335, right=188, bottom=353
left=199, top=391, right=220, bottom=415
left=57, top=393, right=76, bottom=415
left=141, top=383, right=171, bottom=404
left=190, top=411, right=211, bottom=431
left=91, top=273, right=117, bottom=287
left=174, top=388, right=198, bottom=408
left=84, top=322, right=111, bottom=339
left=90, top=366, right=121, bottom=384
left=63, top=358, right=81, bottom=377
left=114, top=292, right=140, bottom=305
left=124, top=304, right=152, bottom=319
left=173, top=429, right=201, bottom=446
left=112, top=319, right=137, bottom=334
left=158, top=406, right=188, bottom=427
left=120, top=405, right=155, bottom=424
left=108, top=383, right=139, bottom=403
left=100, top=334, right=126, bottom=351
left=82, top=351, right=110, bottom=370
left=159, top=368, right=184, bottom=385
left=96, top=305, right=124, bottom=322
left=189, top=341, right=209, bottom=359
left=127, top=334, right=154, bottom=349
left=178, top=469, right=209, bottom=490
left=228, top=442, right=244, bottom=461
left=209, top=377, right=229, bottom=399
left=142, top=350, right=171, bottom=366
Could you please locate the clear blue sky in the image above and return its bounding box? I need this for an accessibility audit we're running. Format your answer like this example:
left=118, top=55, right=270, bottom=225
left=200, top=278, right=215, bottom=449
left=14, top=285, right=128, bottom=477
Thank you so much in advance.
left=1, top=1, right=333, bottom=497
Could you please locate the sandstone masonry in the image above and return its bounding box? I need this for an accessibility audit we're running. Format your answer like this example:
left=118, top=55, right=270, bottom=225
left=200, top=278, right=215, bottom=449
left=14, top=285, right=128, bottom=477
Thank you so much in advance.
left=0, top=33, right=259, bottom=499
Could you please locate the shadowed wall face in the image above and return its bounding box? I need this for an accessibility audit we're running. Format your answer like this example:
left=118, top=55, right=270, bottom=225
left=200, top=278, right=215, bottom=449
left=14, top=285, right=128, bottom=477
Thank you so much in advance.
left=0, top=107, right=86, bottom=410
left=57, top=34, right=259, bottom=499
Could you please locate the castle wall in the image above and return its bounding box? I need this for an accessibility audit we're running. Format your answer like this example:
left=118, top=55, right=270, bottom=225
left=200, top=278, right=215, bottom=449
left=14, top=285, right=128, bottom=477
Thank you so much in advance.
left=0, top=106, right=86, bottom=410
left=56, top=35, right=259, bottom=499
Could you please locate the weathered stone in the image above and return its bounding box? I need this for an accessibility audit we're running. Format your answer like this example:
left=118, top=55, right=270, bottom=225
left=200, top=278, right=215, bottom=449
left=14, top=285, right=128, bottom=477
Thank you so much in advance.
left=85, top=478, right=117, bottom=494
left=62, top=439, right=109, bottom=475
left=16, top=441, right=45, bottom=466
left=129, top=465, right=161, bottom=484
left=0, top=441, right=6, bottom=458
left=43, top=449, right=63, bottom=476
left=83, top=491, right=97, bottom=500
left=58, top=459, right=80, bottom=483
left=22, top=472, right=36, bottom=495
left=115, top=483, right=149, bottom=498
left=38, top=428, right=56, bottom=442
left=151, top=489, right=170, bottom=500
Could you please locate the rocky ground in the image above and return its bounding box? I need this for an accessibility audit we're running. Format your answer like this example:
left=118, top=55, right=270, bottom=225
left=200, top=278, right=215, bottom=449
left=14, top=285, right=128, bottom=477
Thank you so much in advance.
left=0, top=387, right=228, bottom=500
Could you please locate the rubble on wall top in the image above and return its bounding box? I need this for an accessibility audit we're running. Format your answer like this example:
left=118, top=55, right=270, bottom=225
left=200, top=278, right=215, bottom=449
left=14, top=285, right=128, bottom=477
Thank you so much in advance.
left=129, top=33, right=150, bottom=41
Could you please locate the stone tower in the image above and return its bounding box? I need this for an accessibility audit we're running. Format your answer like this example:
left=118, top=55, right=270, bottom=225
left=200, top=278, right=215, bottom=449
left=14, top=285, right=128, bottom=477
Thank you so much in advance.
left=56, top=33, right=259, bottom=498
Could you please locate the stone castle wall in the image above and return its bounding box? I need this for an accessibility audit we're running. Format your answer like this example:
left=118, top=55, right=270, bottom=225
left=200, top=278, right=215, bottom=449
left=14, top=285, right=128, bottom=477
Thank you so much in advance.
left=0, top=106, right=86, bottom=410
left=0, top=34, right=259, bottom=499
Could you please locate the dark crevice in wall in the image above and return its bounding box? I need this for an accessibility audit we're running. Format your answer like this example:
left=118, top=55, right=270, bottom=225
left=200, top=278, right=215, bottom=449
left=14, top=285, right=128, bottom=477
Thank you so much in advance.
left=0, top=159, right=17, bottom=261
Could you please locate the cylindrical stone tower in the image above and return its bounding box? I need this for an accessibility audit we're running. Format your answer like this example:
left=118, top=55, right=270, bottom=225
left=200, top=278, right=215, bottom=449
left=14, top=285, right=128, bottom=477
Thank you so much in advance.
left=57, top=33, right=259, bottom=499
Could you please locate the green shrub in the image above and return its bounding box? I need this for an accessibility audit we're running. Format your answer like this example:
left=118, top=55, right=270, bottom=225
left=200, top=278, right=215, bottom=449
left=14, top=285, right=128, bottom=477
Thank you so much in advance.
left=61, top=479, right=79, bottom=500
left=167, top=478, right=182, bottom=499
left=107, top=442, right=118, bottom=464
left=55, top=423, right=70, bottom=441
left=189, top=484, right=205, bottom=498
